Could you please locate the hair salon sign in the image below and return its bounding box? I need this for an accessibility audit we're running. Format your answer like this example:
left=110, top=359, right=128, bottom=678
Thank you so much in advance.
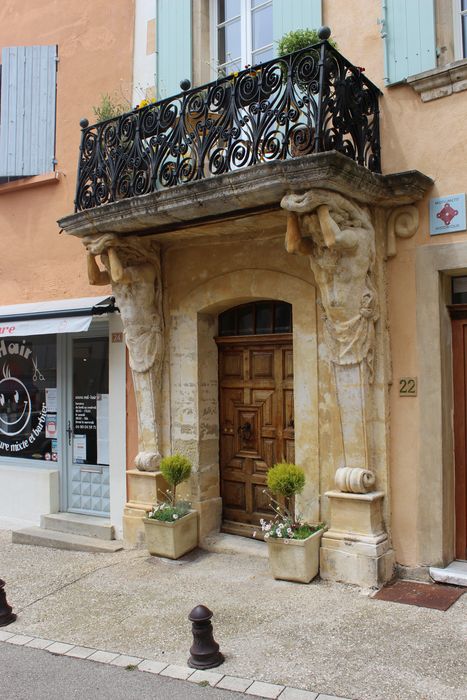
left=0, top=339, right=47, bottom=455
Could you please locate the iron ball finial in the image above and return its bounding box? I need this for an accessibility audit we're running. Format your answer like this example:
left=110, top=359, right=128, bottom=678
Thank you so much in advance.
left=188, top=604, right=224, bottom=669
left=180, top=78, right=191, bottom=91
left=0, top=579, right=17, bottom=627
left=79, top=118, right=89, bottom=129
left=318, top=26, right=332, bottom=41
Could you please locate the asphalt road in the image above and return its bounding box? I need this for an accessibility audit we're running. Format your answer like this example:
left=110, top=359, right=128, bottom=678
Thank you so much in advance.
left=0, top=643, right=246, bottom=700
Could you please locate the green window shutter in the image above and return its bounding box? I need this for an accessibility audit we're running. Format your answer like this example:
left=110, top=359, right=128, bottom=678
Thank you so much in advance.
left=156, top=0, right=192, bottom=98
left=382, top=0, right=436, bottom=84
left=273, top=0, right=322, bottom=49
left=0, top=45, right=57, bottom=177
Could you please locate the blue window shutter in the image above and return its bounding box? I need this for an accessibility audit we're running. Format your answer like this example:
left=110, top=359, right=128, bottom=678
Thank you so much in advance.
left=382, top=0, right=436, bottom=84
left=273, top=0, right=322, bottom=49
left=0, top=45, right=57, bottom=177
left=156, top=0, right=191, bottom=98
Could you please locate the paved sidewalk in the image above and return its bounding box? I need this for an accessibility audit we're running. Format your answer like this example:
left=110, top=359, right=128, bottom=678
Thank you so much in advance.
left=0, top=530, right=465, bottom=700
left=0, top=643, right=246, bottom=700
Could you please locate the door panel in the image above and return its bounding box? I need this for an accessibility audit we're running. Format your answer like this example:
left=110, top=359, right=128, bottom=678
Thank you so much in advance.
left=218, top=335, right=294, bottom=533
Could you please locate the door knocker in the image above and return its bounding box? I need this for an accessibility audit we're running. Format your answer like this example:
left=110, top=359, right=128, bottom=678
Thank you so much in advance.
left=238, top=421, right=253, bottom=441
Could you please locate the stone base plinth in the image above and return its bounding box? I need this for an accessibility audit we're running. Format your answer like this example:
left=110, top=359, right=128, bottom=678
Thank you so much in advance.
left=325, top=489, right=386, bottom=538
left=123, top=469, right=168, bottom=546
left=319, top=490, right=395, bottom=587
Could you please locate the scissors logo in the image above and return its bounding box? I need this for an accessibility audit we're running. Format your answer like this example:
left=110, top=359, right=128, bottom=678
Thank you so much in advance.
left=32, top=357, right=45, bottom=382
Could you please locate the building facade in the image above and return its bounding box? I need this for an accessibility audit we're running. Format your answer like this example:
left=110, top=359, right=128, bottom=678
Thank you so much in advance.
left=0, top=0, right=135, bottom=535
left=1, top=0, right=467, bottom=586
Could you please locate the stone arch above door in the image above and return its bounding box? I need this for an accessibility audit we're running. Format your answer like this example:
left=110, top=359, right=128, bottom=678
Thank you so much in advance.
left=168, top=268, right=319, bottom=538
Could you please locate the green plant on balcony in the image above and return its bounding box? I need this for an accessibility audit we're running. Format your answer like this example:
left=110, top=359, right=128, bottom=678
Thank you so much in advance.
left=277, top=28, right=337, bottom=56
left=92, top=93, right=127, bottom=122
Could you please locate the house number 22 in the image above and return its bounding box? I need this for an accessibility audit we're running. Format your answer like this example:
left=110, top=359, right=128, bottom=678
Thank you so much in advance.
left=399, top=377, right=417, bottom=396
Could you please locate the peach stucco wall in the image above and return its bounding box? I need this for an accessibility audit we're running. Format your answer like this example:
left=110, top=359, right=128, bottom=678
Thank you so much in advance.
left=0, top=0, right=134, bottom=304
left=328, top=0, right=467, bottom=566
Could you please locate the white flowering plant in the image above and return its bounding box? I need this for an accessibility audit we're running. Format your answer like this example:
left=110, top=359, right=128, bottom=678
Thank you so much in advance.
left=146, top=454, right=192, bottom=522
left=147, top=499, right=191, bottom=523
left=259, top=462, right=324, bottom=540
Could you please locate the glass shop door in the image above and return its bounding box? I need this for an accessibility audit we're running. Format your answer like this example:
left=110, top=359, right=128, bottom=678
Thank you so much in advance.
left=66, top=335, right=110, bottom=517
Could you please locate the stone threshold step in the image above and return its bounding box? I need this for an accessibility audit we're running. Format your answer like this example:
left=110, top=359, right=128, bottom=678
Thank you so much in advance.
left=12, top=527, right=123, bottom=553
left=201, top=532, right=268, bottom=558
left=430, top=560, right=467, bottom=587
left=430, top=561, right=467, bottom=587
left=41, top=512, right=114, bottom=540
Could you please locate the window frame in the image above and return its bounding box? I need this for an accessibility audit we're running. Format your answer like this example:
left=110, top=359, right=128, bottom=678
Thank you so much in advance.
left=453, top=0, right=467, bottom=60
left=210, top=0, right=274, bottom=77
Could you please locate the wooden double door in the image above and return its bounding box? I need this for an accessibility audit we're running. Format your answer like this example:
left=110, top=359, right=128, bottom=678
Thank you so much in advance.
left=451, top=315, right=467, bottom=560
left=217, top=335, right=294, bottom=536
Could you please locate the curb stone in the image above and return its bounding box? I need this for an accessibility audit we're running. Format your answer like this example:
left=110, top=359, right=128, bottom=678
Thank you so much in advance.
left=0, top=633, right=352, bottom=699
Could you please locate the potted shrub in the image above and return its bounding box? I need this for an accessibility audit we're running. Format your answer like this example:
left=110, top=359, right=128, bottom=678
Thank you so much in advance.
left=261, top=462, right=324, bottom=583
left=143, top=454, right=198, bottom=559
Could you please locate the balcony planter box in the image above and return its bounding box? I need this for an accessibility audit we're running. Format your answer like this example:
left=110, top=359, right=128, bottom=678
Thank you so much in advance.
left=143, top=510, right=198, bottom=559
left=267, top=528, right=324, bottom=583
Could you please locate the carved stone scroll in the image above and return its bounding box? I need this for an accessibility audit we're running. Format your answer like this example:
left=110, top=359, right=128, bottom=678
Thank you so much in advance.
left=85, top=234, right=163, bottom=472
left=335, top=466, right=376, bottom=493
left=386, top=205, right=419, bottom=257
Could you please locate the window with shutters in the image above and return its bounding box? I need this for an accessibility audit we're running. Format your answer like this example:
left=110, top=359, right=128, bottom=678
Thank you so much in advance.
left=0, top=45, right=57, bottom=182
left=382, top=1, right=467, bottom=87
left=211, top=0, right=274, bottom=74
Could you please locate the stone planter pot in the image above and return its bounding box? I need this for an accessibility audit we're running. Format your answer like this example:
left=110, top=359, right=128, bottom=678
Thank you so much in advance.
left=143, top=510, right=198, bottom=559
left=267, top=528, right=324, bottom=583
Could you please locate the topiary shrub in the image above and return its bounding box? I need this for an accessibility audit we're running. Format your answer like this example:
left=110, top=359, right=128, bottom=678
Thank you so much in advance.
left=267, top=462, right=305, bottom=514
left=277, top=28, right=337, bottom=57
left=160, top=454, right=192, bottom=505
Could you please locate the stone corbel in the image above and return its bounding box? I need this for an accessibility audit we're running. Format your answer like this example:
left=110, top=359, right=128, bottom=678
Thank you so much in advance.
left=84, top=233, right=164, bottom=472
left=386, top=205, right=419, bottom=257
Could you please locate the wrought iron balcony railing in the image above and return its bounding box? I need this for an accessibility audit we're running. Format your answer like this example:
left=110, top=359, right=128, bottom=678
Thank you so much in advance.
left=75, top=29, right=381, bottom=213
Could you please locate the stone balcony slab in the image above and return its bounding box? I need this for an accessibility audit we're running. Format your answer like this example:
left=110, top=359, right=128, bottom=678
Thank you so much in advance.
left=58, top=151, right=433, bottom=243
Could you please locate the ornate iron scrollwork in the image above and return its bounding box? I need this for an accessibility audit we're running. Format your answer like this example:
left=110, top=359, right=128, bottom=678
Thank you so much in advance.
left=75, top=40, right=381, bottom=212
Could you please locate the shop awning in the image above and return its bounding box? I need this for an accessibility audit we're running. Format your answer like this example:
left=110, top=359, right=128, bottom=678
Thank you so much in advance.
left=0, top=296, right=116, bottom=337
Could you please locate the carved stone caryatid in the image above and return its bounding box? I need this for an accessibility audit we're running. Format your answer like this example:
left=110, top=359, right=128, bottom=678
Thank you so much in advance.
left=85, top=234, right=163, bottom=472
left=281, top=189, right=378, bottom=483
left=282, top=189, right=379, bottom=379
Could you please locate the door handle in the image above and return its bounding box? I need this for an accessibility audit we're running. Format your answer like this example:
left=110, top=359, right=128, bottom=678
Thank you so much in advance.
left=66, top=420, right=73, bottom=446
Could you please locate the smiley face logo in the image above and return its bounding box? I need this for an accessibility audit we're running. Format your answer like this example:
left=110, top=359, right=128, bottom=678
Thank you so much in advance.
left=0, top=364, right=32, bottom=436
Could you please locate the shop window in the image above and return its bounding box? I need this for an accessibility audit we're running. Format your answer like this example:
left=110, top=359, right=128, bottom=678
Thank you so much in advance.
left=218, top=300, right=292, bottom=336
left=0, top=335, right=57, bottom=461
left=72, top=337, right=109, bottom=467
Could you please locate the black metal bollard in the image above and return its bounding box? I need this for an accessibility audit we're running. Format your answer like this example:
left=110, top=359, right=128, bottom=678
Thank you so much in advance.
left=0, top=579, right=17, bottom=627
left=188, top=604, right=224, bottom=669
